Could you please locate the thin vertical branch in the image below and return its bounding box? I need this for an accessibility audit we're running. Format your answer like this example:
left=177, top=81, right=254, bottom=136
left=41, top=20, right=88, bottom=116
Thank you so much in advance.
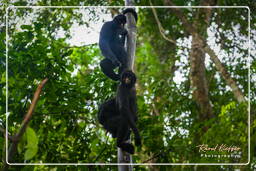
left=149, top=0, right=176, bottom=44
left=118, top=0, right=136, bottom=171
left=125, top=3, right=137, bottom=70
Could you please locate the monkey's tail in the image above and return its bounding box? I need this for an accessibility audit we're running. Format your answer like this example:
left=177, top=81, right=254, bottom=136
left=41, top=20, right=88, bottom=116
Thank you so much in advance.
left=122, top=8, right=138, bottom=22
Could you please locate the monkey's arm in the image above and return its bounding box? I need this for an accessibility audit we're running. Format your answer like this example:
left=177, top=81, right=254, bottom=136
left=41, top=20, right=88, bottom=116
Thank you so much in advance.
left=129, top=91, right=138, bottom=122
left=125, top=108, right=141, bottom=146
left=119, top=95, right=141, bottom=146
left=117, top=27, right=128, bottom=46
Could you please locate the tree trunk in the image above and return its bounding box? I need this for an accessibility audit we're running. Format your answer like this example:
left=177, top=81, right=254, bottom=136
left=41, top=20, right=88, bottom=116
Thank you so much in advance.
left=165, top=0, right=246, bottom=104
left=189, top=0, right=216, bottom=120
left=190, top=33, right=214, bottom=120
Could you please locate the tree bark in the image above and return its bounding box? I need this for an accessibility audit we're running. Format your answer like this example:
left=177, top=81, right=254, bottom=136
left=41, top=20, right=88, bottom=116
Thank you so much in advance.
left=118, top=1, right=137, bottom=171
left=189, top=0, right=216, bottom=120
left=190, top=33, right=213, bottom=120
left=125, top=4, right=137, bottom=70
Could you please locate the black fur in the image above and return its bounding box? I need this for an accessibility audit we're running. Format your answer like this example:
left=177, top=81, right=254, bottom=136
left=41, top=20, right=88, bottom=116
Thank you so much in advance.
left=122, top=8, right=138, bottom=22
left=98, top=71, right=141, bottom=154
left=99, top=8, right=137, bottom=81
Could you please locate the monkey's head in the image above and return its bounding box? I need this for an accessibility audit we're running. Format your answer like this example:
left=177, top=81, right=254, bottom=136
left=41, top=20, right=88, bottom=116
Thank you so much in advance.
left=121, top=70, right=136, bottom=88
left=113, top=14, right=127, bottom=26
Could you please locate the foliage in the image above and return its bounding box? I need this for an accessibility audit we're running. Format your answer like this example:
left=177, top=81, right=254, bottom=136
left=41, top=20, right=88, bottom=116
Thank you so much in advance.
left=0, top=0, right=255, bottom=170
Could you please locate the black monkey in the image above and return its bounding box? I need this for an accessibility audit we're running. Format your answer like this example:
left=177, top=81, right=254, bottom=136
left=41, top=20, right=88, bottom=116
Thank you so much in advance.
left=99, top=9, right=138, bottom=81
left=98, top=70, right=141, bottom=154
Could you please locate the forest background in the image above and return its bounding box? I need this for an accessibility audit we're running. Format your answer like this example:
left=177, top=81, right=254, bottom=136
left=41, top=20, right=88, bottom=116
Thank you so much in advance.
left=0, top=0, right=255, bottom=170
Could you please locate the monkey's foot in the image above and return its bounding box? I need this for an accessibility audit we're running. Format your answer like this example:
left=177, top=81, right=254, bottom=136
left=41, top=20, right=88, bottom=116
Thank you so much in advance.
left=119, top=143, right=135, bottom=154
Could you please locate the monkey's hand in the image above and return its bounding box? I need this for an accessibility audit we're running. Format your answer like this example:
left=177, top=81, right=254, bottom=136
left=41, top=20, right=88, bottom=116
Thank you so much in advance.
left=123, top=29, right=128, bottom=36
left=135, top=136, right=141, bottom=146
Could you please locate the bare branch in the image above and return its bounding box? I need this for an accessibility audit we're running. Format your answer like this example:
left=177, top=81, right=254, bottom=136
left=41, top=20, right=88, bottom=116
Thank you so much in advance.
left=197, top=0, right=217, bottom=25
left=63, top=43, right=98, bottom=49
left=204, top=45, right=246, bottom=103
left=3, top=78, right=48, bottom=171
left=125, top=6, right=137, bottom=70
left=164, top=0, right=246, bottom=103
left=149, top=0, right=176, bottom=44
left=164, top=0, right=196, bottom=34
left=15, top=78, right=48, bottom=140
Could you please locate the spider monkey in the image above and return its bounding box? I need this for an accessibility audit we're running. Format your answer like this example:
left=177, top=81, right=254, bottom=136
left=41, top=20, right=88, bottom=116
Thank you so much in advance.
left=98, top=70, right=141, bottom=154
left=99, top=8, right=138, bottom=81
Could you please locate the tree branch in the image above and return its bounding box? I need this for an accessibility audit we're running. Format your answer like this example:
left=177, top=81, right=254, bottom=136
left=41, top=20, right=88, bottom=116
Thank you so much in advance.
left=149, top=0, right=176, bottom=44
left=197, top=0, right=216, bottom=25
left=16, top=78, right=48, bottom=140
left=125, top=4, right=137, bottom=70
left=0, top=127, right=15, bottom=141
left=204, top=45, right=246, bottom=103
left=117, top=1, right=136, bottom=171
left=3, top=78, right=48, bottom=171
left=164, top=0, right=246, bottom=103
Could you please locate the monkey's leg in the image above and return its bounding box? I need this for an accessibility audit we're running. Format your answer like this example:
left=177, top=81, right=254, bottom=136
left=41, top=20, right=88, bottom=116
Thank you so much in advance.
left=100, top=58, right=120, bottom=81
left=105, top=115, right=121, bottom=138
left=123, top=108, right=141, bottom=147
left=116, top=118, right=135, bottom=154
left=112, top=45, right=128, bottom=75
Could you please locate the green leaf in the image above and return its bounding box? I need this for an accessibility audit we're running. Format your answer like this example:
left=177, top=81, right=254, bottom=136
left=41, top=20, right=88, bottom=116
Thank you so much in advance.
left=24, top=147, right=38, bottom=161
left=24, top=127, right=38, bottom=160
left=26, top=127, right=38, bottom=146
